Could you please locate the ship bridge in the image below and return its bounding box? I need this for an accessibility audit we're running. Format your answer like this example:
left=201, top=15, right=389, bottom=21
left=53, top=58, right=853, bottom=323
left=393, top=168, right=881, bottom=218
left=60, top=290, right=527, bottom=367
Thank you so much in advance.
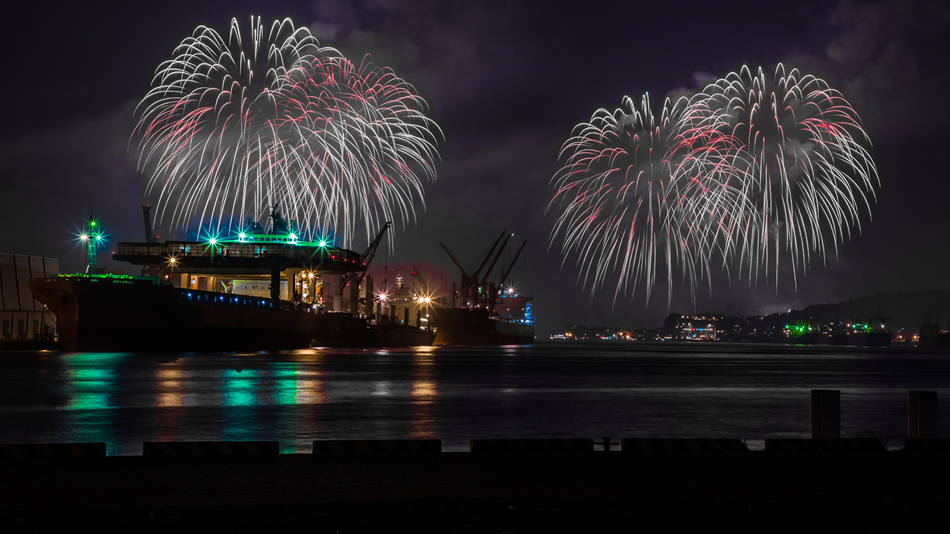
left=113, top=240, right=365, bottom=305
left=113, top=241, right=362, bottom=275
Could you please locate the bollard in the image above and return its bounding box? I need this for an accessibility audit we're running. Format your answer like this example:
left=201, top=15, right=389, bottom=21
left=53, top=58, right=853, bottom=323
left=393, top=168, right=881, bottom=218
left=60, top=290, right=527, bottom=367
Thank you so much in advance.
left=908, top=390, right=938, bottom=439
left=811, top=389, right=841, bottom=439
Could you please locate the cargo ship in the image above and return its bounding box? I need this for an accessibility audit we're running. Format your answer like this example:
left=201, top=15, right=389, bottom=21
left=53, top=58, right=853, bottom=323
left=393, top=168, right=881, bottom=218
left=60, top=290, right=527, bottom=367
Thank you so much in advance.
left=829, top=314, right=893, bottom=347
left=30, top=211, right=434, bottom=351
left=432, top=302, right=534, bottom=346
left=432, top=231, right=534, bottom=346
left=783, top=321, right=820, bottom=345
left=310, top=312, right=435, bottom=349
left=30, top=273, right=436, bottom=351
left=31, top=273, right=326, bottom=351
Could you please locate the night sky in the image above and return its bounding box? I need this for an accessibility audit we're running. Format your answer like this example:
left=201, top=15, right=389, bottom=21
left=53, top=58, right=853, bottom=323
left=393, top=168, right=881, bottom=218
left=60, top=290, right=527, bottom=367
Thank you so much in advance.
left=2, top=0, right=948, bottom=336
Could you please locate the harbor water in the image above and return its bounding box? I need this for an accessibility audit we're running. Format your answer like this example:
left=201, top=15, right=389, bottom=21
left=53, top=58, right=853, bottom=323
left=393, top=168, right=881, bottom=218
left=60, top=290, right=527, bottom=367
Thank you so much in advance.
left=2, top=342, right=949, bottom=455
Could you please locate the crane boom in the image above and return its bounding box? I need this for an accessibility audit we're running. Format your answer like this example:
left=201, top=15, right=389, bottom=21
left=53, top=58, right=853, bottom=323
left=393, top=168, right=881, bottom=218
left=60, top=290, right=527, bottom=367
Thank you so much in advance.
left=442, top=230, right=508, bottom=309
left=411, top=264, right=429, bottom=295
left=498, top=240, right=527, bottom=289
left=440, top=243, right=468, bottom=277
left=357, top=222, right=392, bottom=277
left=490, top=240, right=526, bottom=314
left=480, top=233, right=511, bottom=287
left=470, top=230, right=507, bottom=282
left=334, top=222, right=392, bottom=307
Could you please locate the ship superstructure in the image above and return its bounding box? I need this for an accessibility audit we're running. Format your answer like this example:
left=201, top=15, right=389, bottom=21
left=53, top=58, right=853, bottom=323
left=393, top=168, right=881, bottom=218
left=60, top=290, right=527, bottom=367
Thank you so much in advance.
left=31, top=210, right=433, bottom=351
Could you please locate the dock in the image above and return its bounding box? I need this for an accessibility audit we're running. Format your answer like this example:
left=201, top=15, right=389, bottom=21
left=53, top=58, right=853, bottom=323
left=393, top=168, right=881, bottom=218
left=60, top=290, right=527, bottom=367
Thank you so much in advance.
left=2, top=448, right=948, bottom=531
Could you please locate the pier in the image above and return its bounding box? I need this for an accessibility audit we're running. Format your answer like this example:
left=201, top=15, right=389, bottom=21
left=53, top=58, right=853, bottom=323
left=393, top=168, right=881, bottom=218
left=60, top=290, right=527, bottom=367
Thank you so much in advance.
left=2, top=388, right=949, bottom=531
left=2, top=443, right=948, bottom=530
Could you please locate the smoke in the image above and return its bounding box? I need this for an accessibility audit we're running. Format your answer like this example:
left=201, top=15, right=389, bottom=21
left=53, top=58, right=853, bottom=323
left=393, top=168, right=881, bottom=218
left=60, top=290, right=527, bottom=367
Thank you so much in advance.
left=304, top=0, right=522, bottom=112
left=309, top=0, right=361, bottom=41
left=785, top=0, right=950, bottom=144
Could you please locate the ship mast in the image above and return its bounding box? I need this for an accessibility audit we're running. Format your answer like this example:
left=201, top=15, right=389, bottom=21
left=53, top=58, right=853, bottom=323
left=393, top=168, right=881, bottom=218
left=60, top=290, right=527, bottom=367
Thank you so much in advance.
left=79, top=214, right=104, bottom=274
left=491, top=240, right=527, bottom=313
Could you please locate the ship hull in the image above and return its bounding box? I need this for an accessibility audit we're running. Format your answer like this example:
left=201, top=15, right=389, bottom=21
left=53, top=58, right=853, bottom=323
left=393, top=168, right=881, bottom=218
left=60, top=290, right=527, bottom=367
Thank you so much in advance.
left=310, top=314, right=435, bottom=348
left=830, top=331, right=893, bottom=347
left=431, top=308, right=534, bottom=346
left=30, top=276, right=431, bottom=352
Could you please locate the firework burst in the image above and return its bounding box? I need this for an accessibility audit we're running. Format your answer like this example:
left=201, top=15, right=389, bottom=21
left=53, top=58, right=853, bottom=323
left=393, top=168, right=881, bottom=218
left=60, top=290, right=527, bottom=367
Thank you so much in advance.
left=548, top=94, right=707, bottom=305
left=133, top=16, right=442, bottom=245
left=549, top=64, right=878, bottom=302
left=682, top=64, right=879, bottom=287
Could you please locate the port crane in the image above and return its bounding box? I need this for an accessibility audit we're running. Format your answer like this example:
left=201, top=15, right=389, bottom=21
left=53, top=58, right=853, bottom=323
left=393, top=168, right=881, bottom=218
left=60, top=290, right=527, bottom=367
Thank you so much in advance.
left=440, top=230, right=508, bottom=308
left=332, top=222, right=392, bottom=313
left=490, top=240, right=527, bottom=314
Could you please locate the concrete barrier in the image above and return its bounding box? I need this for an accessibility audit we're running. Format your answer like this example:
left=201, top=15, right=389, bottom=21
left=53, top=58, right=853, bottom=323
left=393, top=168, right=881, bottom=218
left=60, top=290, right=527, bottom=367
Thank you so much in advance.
left=763, top=438, right=885, bottom=452
left=620, top=438, right=748, bottom=452
left=0, top=442, right=107, bottom=458
left=469, top=438, right=593, bottom=453
left=312, top=439, right=442, bottom=453
left=142, top=441, right=280, bottom=456
left=903, top=438, right=950, bottom=451
left=811, top=389, right=841, bottom=439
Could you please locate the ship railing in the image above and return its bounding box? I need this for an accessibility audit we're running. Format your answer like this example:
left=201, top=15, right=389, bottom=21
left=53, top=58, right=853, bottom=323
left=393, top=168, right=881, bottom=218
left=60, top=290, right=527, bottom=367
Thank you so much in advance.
left=174, top=288, right=275, bottom=310
left=116, top=242, right=360, bottom=263
left=170, top=287, right=335, bottom=314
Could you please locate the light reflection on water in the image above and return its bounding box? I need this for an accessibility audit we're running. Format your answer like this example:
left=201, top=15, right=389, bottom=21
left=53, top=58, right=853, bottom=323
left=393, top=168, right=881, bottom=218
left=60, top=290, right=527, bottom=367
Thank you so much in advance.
left=409, top=348, right=439, bottom=439
left=0, top=344, right=949, bottom=454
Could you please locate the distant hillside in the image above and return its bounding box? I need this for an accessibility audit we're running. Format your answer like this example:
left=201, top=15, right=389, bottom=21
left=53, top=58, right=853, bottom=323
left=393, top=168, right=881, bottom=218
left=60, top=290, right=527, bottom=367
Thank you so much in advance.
left=791, top=289, right=950, bottom=330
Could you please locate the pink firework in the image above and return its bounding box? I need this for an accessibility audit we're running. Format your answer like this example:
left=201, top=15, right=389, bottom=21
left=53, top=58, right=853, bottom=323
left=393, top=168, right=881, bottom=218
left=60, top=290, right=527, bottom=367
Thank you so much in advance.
left=133, top=16, right=442, bottom=245
left=548, top=94, right=709, bottom=305
left=681, top=64, right=879, bottom=287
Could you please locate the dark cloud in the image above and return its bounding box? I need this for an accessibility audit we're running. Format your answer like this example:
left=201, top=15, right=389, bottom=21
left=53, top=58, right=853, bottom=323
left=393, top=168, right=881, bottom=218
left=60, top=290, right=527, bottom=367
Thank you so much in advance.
left=0, top=101, right=144, bottom=270
left=785, top=0, right=950, bottom=144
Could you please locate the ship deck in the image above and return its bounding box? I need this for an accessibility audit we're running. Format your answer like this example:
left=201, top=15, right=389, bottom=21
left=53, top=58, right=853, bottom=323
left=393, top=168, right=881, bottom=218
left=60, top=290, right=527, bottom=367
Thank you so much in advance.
left=113, top=240, right=363, bottom=274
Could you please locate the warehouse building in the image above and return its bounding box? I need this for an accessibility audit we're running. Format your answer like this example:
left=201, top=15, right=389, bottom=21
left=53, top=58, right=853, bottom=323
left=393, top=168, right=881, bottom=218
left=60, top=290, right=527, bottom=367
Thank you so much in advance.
left=0, top=254, right=59, bottom=343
